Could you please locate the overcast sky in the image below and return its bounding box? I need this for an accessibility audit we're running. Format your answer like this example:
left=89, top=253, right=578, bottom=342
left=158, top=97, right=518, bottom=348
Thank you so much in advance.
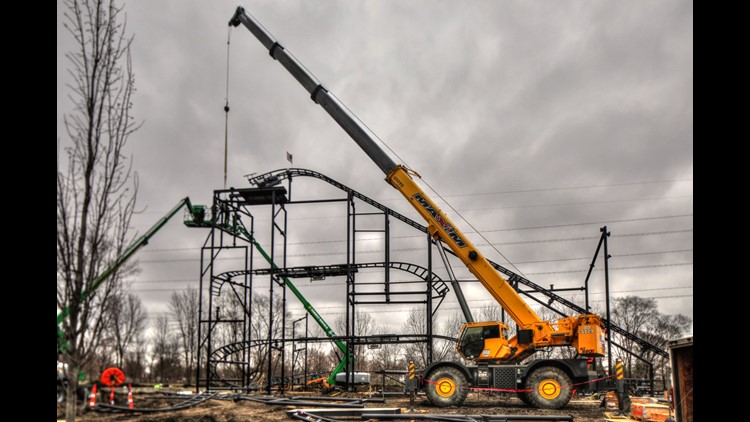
left=57, top=1, right=693, bottom=339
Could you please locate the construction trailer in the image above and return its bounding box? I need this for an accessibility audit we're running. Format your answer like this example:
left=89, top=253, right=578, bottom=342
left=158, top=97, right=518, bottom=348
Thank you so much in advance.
left=668, top=337, right=693, bottom=422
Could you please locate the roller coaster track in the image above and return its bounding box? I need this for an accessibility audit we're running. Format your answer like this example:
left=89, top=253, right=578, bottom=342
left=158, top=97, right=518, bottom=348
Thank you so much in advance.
left=207, top=334, right=458, bottom=389
left=206, top=260, right=450, bottom=388
left=246, top=168, right=668, bottom=358
left=92, top=391, right=218, bottom=413
left=211, top=262, right=449, bottom=301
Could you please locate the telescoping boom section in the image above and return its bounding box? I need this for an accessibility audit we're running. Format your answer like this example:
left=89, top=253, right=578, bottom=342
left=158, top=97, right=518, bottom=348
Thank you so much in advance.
left=230, top=6, right=607, bottom=409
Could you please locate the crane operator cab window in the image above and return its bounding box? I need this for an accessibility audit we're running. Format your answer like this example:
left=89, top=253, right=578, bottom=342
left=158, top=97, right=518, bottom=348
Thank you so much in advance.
left=459, top=324, right=502, bottom=359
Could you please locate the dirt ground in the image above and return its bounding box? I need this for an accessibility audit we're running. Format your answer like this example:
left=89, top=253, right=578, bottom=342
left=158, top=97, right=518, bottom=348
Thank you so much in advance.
left=60, top=389, right=612, bottom=421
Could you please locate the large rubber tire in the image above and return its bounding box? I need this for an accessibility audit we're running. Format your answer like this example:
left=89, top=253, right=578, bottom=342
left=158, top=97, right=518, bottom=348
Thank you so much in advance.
left=425, top=366, right=469, bottom=407
left=523, top=366, right=573, bottom=409
left=517, top=391, right=532, bottom=407
left=57, top=384, right=66, bottom=404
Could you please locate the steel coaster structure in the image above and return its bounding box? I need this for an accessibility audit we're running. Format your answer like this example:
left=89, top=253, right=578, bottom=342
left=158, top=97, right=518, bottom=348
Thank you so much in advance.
left=189, top=169, right=454, bottom=393
left=187, top=168, right=667, bottom=394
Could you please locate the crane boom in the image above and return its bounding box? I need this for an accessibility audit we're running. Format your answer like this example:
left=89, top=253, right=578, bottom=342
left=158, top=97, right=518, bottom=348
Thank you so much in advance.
left=229, top=7, right=397, bottom=176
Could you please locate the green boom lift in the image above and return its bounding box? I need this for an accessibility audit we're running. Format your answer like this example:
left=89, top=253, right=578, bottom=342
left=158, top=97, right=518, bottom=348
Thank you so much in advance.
left=57, top=197, right=207, bottom=390
left=227, top=221, right=353, bottom=388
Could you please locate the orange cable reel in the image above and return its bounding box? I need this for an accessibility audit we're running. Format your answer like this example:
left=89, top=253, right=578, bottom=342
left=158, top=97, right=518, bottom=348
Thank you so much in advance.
left=100, top=367, right=126, bottom=387
left=100, top=367, right=126, bottom=405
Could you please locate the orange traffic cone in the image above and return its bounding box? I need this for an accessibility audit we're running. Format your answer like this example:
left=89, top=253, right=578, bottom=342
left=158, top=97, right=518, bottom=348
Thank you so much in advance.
left=88, top=384, right=97, bottom=409
left=127, top=384, right=134, bottom=409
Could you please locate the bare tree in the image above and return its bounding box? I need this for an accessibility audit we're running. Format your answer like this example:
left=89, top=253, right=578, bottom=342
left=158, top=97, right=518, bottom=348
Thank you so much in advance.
left=370, top=340, right=403, bottom=372
left=304, top=324, right=339, bottom=377
left=334, top=310, right=376, bottom=370
left=610, top=296, right=659, bottom=375
left=400, top=307, right=432, bottom=367
left=473, top=302, right=519, bottom=334
left=305, top=344, right=336, bottom=377
left=640, top=313, right=691, bottom=384
left=57, top=0, right=140, bottom=418
left=476, top=303, right=502, bottom=322
left=247, top=293, right=271, bottom=382
left=150, top=314, right=181, bottom=382
left=610, top=297, right=691, bottom=381
left=245, top=293, right=289, bottom=384
left=107, top=292, right=147, bottom=368
left=124, top=341, right=148, bottom=382
left=434, top=312, right=465, bottom=363
left=170, top=287, right=199, bottom=383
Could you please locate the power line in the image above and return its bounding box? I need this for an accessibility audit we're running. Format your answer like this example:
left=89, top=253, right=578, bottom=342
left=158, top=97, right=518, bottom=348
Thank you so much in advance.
left=613, top=249, right=693, bottom=258
left=588, top=286, right=692, bottom=294
left=498, top=249, right=693, bottom=265
left=248, top=213, right=693, bottom=244
left=137, top=248, right=693, bottom=265
left=258, top=195, right=691, bottom=221
left=132, top=196, right=691, bottom=223
left=418, top=178, right=693, bottom=198
left=127, top=275, right=692, bottom=293
left=481, top=214, right=693, bottom=233
left=287, top=294, right=693, bottom=315
left=144, top=287, right=694, bottom=320
left=526, top=262, right=692, bottom=275
left=128, top=259, right=693, bottom=285
left=458, top=195, right=692, bottom=212
left=138, top=295, right=694, bottom=320
left=130, top=279, right=197, bottom=284
left=418, top=174, right=527, bottom=277
left=133, top=178, right=693, bottom=215
left=137, top=228, right=693, bottom=255
left=240, top=271, right=693, bottom=289
left=491, top=229, right=692, bottom=246
left=132, top=212, right=693, bottom=252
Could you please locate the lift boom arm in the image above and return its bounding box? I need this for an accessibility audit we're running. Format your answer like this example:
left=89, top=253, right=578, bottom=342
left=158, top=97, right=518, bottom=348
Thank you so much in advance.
left=57, top=197, right=206, bottom=351
left=226, top=221, right=351, bottom=386
left=230, top=7, right=605, bottom=362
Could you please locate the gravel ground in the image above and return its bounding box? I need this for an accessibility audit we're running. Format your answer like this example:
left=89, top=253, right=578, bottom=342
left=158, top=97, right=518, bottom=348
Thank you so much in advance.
left=60, top=390, right=610, bottom=421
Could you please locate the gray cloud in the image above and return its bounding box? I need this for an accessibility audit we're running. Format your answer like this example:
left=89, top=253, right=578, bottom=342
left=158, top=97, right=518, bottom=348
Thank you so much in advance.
left=58, top=0, right=692, bottom=334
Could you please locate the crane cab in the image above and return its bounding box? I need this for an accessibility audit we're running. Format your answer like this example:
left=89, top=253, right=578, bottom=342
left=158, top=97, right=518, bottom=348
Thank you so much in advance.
left=457, top=321, right=513, bottom=361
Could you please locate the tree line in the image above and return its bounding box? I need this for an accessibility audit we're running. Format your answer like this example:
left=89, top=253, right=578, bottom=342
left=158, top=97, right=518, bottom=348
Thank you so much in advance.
left=76, top=289, right=690, bottom=391
left=56, top=1, right=689, bottom=419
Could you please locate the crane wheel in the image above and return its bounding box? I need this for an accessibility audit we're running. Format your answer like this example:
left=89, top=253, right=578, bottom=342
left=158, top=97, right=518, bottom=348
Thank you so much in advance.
left=425, top=366, right=469, bottom=407
left=516, top=391, right=532, bottom=406
left=57, top=384, right=66, bottom=404
left=523, top=366, right=573, bottom=409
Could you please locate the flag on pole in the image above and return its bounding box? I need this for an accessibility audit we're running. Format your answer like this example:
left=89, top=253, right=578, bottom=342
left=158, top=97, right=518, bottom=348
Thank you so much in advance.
left=286, top=151, right=293, bottom=165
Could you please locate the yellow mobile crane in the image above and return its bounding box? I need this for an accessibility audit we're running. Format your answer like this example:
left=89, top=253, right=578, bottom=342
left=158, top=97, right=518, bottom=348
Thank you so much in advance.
left=230, top=7, right=607, bottom=409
